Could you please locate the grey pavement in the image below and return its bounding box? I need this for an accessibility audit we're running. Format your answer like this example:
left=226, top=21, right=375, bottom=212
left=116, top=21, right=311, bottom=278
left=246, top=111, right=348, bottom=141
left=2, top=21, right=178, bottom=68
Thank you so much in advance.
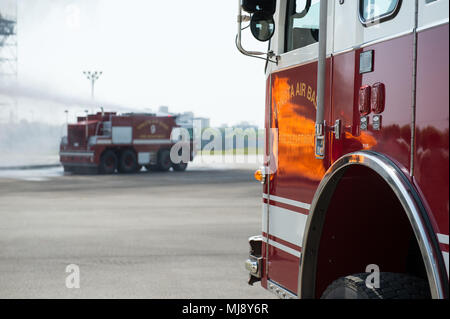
left=0, top=168, right=274, bottom=299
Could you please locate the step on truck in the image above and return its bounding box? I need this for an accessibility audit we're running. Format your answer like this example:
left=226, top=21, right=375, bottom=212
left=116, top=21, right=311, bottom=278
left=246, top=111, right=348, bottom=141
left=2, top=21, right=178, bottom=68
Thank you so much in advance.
left=60, top=111, right=194, bottom=174
left=238, top=0, right=449, bottom=299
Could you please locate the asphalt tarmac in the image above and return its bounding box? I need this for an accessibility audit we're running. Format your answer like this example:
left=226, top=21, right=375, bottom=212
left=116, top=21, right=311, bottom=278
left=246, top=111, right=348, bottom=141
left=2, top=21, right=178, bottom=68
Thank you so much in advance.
left=0, top=167, right=274, bottom=298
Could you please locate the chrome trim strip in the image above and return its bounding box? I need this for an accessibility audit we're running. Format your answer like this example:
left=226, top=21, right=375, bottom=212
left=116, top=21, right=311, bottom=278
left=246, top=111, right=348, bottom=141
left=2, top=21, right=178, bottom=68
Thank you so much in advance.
left=360, top=28, right=414, bottom=49
left=417, top=18, right=449, bottom=33
left=60, top=152, right=94, bottom=157
left=262, top=204, right=307, bottom=247
left=263, top=193, right=311, bottom=210
left=410, top=0, right=419, bottom=177
left=133, top=139, right=172, bottom=145
left=332, top=29, right=414, bottom=57
left=267, top=280, right=297, bottom=299
left=438, top=234, right=449, bottom=245
left=272, top=54, right=332, bottom=74
left=443, top=252, right=449, bottom=277
left=298, top=151, right=447, bottom=299
left=265, top=74, right=273, bottom=278
left=96, top=139, right=112, bottom=145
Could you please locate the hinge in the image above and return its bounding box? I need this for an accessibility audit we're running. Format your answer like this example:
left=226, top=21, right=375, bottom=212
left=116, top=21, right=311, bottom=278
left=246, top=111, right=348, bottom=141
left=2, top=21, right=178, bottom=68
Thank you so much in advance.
left=315, top=119, right=342, bottom=159
left=314, top=122, right=326, bottom=159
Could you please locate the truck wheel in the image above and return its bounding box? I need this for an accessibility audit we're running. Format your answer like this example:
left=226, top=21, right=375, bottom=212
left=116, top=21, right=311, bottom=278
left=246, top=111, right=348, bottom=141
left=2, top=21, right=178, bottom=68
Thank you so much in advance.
left=63, top=166, right=74, bottom=173
left=118, top=149, right=138, bottom=174
left=99, top=150, right=118, bottom=174
left=172, top=162, right=188, bottom=171
left=320, top=272, right=430, bottom=299
left=157, top=149, right=172, bottom=171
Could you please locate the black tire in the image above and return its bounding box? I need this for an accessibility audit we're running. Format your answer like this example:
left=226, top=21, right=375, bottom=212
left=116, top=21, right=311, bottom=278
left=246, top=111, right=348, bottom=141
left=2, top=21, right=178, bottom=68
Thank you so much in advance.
left=99, top=150, right=118, bottom=174
left=321, top=272, right=430, bottom=299
left=63, top=166, right=74, bottom=173
left=172, top=162, right=188, bottom=171
left=157, top=149, right=172, bottom=171
left=118, top=149, right=138, bottom=174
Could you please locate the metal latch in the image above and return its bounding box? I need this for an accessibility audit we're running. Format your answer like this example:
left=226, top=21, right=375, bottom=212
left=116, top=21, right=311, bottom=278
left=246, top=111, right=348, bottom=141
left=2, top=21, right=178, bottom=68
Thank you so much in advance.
left=333, top=119, right=342, bottom=140
left=327, top=119, right=342, bottom=139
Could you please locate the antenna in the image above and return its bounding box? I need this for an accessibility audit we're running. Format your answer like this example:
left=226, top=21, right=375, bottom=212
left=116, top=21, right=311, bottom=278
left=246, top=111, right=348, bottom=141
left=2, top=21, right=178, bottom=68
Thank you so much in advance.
left=0, top=0, right=18, bottom=122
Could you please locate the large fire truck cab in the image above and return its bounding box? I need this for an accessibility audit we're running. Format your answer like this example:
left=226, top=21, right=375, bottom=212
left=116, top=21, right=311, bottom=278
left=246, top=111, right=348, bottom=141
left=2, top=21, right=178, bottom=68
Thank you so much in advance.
left=60, top=112, right=193, bottom=174
left=238, top=0, right=449, bottom=299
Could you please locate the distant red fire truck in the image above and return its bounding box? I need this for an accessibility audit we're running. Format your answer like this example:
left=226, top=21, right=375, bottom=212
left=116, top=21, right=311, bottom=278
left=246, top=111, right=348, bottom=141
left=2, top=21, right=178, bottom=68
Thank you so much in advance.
left=60, top=112, right=193, bottom=174
left=238, top=0, right=448, bottom=299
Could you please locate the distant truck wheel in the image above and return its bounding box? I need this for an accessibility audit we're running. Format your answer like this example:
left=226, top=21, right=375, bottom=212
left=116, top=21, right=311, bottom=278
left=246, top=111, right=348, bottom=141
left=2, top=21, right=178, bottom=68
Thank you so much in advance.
left=63, top=166, right=74, bottom=173
left=118, top=149, right=138, bottom=174
left=157, top=149, right=172, bottom=171
left=99, top=150, right=118, bottom=174
left=172, top=162, right=188, bottom=171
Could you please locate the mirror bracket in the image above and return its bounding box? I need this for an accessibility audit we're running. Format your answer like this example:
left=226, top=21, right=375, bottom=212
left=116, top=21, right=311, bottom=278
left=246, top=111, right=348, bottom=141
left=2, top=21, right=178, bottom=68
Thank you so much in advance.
left=236, top=0, right=279, bottom=64
left=238, top=14, right=252, bottom=23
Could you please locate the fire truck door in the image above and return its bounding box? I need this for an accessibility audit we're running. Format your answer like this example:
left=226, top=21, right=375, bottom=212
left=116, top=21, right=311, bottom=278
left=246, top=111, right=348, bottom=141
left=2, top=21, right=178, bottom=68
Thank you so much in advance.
left=263, top=0, right=333, bottom=295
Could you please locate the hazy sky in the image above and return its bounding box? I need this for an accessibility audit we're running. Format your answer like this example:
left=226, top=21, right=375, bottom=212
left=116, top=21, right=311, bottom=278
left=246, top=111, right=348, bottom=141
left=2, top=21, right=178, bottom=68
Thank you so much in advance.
left=10, top=0, right=269, bottom=127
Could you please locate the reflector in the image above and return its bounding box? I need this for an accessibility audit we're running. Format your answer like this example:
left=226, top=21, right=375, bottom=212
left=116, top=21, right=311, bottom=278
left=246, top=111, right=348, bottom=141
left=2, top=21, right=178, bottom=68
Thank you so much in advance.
left=371, top=82, right=385, bottom=114
left=359, top=85, right=371, bottom=115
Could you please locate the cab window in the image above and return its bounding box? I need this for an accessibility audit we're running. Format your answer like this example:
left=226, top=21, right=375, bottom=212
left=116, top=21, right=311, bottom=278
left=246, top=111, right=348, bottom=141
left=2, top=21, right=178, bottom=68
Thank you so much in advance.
left=359, top=0, right=401, bottom=24
left=285, top=0, right=320, bottom=52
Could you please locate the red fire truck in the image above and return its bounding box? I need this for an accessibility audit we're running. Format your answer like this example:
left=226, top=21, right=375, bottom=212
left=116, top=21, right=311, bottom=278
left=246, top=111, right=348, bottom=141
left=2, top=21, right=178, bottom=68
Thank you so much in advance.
left=238, top=0, right=448, bottom=299
left=60, top=112, right=193, bottom=174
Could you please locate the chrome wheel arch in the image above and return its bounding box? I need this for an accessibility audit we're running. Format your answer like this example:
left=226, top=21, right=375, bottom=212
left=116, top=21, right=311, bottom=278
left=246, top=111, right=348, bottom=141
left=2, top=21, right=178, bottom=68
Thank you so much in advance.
left=298, top=151, right=448, bottom=299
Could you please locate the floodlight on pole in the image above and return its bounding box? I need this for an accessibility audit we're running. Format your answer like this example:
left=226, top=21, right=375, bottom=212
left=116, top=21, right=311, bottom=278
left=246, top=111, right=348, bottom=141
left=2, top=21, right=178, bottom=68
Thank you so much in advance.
left=83, top=70, right=102, bottom=113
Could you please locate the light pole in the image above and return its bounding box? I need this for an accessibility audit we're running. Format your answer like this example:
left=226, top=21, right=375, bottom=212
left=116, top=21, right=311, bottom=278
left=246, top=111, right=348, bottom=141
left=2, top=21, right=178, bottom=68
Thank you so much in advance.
left=83, top=70, right=102, bottom=113
left=64, top=110, right=68, bottom=126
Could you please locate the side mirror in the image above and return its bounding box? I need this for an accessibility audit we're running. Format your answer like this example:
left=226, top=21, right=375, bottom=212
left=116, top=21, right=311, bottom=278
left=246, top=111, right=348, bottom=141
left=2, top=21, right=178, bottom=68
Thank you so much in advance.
left=242, top=0, right=276, bottom=15
left=250, top=12, right=275, bottom=42
left=242, top=0, right=276, bottom=42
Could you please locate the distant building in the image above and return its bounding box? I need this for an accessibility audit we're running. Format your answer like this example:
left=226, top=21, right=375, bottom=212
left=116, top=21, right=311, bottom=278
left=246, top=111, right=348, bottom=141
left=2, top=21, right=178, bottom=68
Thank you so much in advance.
left=155, top=106, right=210, bottom=129
left=233, top=121, right=259, bottom=131
left=154, top=106, right=210, bottom=143
left=194, top=117, right=210, bottom=129
left=177, top=111, right=194, bottom=127
left=158, top=106, right=169, bottom=114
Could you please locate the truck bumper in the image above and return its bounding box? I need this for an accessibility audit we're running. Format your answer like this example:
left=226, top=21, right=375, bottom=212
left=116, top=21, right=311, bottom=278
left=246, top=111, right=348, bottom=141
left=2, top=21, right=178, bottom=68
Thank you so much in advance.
left=245, top=235, right=263, bottom=285
left=60, top=151, right=96, bottom=166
